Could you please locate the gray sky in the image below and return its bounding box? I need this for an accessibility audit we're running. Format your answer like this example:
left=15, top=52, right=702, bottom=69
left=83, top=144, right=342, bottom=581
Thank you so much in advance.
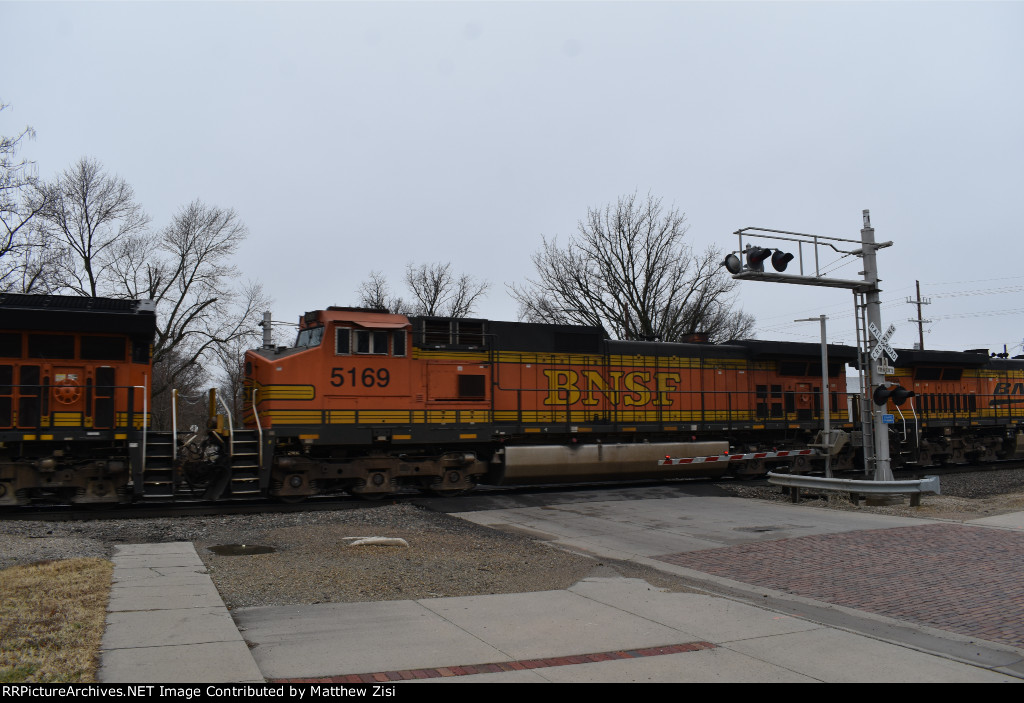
left=4, top=1, right=1022, bottom=355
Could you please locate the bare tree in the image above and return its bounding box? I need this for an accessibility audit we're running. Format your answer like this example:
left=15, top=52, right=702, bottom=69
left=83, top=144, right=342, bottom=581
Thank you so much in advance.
left=39, top=157, right=151, bottom=297
left=0, top=102, right=53, bottom=292
left=405, top=262, right=489, bottom=317
left=149, top=348, right=209, bottom=432
left=356, top=270, right=408, bottom=313
left=355, top=263, right=489, bottom=317
left=510, top=192, right=754, bottom=343
left=108, top=200, right=271, bottom=398
left=214, top=335, right=252, bottom=429
left=10, top=150, right=269, bottom=418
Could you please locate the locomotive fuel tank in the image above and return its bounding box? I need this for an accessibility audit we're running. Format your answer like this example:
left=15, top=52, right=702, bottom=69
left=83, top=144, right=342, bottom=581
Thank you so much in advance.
left=492, top=441, right=730, bottom=484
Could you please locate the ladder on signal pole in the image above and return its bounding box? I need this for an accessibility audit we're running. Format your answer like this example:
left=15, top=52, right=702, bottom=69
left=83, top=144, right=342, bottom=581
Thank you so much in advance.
left=853, top=290, right=875, bottom=476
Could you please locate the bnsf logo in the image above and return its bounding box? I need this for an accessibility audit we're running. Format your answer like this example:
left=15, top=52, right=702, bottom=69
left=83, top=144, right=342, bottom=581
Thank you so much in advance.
left=994, top=383, right=1024, bottom=395
left=543, top=370, right=681, bottom=407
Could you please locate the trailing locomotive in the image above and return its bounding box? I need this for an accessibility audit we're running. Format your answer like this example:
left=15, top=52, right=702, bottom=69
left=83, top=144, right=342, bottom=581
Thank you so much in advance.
left=0, top=294, right=156, bottom=506
left=873, top=348, right=1024, bottom=468
left=1, top=295, right=1022, bottom=506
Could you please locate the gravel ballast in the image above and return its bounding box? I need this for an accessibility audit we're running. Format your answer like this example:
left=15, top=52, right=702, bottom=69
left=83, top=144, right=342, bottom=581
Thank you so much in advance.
left=0, top=504, right=603, bottom=607
left=3, top=467, right=1023, bottom=608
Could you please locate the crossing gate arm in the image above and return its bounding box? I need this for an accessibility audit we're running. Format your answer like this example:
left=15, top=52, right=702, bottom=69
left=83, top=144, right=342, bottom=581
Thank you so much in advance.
left=658, top=449, right=820, bottom=466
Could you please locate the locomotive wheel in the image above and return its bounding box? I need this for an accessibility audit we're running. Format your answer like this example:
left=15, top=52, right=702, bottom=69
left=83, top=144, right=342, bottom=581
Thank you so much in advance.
left=53, top=379, right=81, bottom=405
left=790, top=455, right=811, bottom=474
left=421, top=470, right=477, bottom=496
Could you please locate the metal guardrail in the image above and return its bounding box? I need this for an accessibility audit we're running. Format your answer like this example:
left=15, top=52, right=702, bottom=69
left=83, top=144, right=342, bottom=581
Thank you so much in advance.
left=766, top=472, right=940, bottom=506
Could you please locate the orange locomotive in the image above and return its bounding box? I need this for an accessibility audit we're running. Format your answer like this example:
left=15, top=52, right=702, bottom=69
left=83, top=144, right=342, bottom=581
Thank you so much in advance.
left=243, top=306, right=858, bottom=500
left=0, top=294, right=156, bottom=505
left=875, top=348, right=1024, bottom=467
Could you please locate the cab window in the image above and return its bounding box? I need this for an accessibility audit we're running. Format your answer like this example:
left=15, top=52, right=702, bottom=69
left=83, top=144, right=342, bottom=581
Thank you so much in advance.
left=296, top=326, right=324, bottom=348
left=354, top=330, right=389, bottom=355
left=336, top=327, right=351, bottom=355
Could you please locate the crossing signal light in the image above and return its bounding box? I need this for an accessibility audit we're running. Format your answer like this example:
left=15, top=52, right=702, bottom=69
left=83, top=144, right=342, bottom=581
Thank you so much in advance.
left=872, top=384, right=915, bottom=407
left=745, top=246, right=773, bottom=272
left=723, top=247, right=796, bottom=274
left=771, top=250, right=794, bottom=271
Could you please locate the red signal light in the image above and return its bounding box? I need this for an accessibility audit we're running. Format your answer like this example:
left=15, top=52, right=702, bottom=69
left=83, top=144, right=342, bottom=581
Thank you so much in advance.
left=745, top=247, right=772, bottom=272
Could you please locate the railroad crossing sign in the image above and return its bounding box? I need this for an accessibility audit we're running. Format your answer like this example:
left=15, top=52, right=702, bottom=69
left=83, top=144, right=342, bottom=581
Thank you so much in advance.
left=869, top=322, right=898, bottom=363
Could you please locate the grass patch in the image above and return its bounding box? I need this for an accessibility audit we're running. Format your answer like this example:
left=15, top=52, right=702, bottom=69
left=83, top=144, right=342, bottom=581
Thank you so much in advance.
left=0, top=558, right=113, bottom=683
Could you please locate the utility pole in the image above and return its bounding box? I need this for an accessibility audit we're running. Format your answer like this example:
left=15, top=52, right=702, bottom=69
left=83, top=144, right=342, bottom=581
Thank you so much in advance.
left=906, top=280, right=931, bottom=350
left=794, top=315, right=832, bottom=477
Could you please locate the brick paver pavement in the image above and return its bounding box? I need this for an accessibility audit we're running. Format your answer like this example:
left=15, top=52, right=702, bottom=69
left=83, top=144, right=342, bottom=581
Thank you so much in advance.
left=656, top=523, right=1024, bottom=649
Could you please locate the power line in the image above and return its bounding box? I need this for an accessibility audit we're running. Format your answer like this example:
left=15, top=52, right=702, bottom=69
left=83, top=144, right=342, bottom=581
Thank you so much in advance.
left=928, top=285, right=1024, bottom=299
left=931, top=307, right=1024, bottom=321
left=926, top=273, right=1024, bottom=287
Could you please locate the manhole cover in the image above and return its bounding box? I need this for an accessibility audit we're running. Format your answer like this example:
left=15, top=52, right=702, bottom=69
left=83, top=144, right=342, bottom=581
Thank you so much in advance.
left=207, top=544, right=276, bottom=556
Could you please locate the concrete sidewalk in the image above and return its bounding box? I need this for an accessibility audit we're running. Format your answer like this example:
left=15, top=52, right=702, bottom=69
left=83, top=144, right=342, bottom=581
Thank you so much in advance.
left=233, top=575, right=1020, bottom=683
left=98, top=501, right=1024, bottom=683
left=99, top=542, right=263, bottom=683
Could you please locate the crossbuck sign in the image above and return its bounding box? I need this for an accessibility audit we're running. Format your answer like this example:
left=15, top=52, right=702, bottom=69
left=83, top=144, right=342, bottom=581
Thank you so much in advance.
left=869, top=322, right=898, bottom=363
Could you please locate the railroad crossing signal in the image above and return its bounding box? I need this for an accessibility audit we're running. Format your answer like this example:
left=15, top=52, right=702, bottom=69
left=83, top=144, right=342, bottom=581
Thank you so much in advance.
left=722, top=246, right=796, bottom=275
left=869, top=322, right=898, bottom=363
left=872, top=384, right=915, bottom=407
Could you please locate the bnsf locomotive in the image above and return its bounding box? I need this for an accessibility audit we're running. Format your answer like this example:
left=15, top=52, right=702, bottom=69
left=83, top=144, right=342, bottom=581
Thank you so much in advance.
left=1, top=295, right=1022, bottom=506
left=242, top=307, right=860, bottom=500
left=875, top=348, right=1024, bottom=467
left=0, top=294, right=155, bottom=506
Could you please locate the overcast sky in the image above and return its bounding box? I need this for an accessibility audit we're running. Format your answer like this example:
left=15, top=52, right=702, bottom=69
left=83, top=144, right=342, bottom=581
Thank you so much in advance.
left=3, top=1, right=1022, bottom=356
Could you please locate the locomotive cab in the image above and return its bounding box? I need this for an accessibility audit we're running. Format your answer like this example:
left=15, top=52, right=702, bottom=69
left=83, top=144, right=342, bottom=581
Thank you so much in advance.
left=245, top=306, right=414, bottom=429
left=244, top=307, right=445, bottom=499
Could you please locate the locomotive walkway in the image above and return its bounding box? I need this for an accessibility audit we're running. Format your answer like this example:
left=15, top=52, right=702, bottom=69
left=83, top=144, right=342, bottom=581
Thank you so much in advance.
left=98, top=491, right=1024, bottom=683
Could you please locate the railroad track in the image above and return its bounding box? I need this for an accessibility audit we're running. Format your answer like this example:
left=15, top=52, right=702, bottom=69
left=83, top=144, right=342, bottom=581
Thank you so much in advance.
left=6, top=461, right=1024, bottom=522
left=0, top=477, right=732, bottom=521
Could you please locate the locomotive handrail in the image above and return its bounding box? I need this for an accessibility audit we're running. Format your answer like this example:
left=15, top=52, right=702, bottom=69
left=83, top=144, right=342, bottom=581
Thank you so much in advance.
left=252, top=387, right=262, bottom=467
left=893, top=402, right=920, bottom=449
left=139, top=378, right=147, bottom=465
left=217, top=393, right=234, bottom=456
left=126, top=382, right=148, bottom=498
left=171, top=388, right=178, bottom=463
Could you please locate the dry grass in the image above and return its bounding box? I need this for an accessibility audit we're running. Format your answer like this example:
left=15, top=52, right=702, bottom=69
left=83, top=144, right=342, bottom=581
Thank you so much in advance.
left=0, top=558, right=113, bottom=683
